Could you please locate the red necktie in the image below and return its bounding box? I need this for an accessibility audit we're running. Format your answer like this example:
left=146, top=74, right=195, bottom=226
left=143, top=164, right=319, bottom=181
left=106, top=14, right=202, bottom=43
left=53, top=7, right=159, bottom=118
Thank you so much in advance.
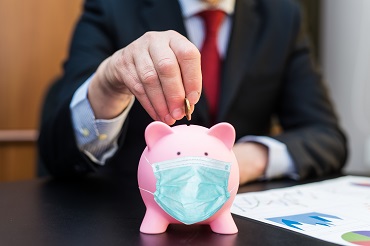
left=199, top=10, right=225, bottom=120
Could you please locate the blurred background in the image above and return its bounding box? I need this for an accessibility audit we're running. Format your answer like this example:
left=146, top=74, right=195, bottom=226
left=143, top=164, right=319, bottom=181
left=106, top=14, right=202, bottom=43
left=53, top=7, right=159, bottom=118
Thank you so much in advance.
left=0, top=0, right=369, bottom=181
left=0, top=0, right=83, bottom=181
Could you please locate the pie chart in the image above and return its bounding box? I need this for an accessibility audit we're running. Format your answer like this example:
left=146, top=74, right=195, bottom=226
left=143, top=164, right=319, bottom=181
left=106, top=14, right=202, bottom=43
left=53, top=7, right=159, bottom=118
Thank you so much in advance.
left=342, top=231, right=370, bottom=245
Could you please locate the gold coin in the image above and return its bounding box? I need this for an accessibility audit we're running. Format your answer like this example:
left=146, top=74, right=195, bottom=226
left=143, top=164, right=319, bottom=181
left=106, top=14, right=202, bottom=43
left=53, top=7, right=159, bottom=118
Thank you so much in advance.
left=184, top=98, right=191, bottom=121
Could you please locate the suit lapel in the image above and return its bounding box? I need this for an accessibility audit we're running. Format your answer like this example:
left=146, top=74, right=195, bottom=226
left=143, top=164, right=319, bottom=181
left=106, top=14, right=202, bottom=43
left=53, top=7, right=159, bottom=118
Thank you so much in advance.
left=218, top=0, right=260, bottom=121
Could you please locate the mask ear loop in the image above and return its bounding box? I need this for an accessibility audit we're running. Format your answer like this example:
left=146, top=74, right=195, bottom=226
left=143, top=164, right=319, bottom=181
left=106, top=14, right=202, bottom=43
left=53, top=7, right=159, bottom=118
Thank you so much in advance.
left=229, top=184, right=239, bottom=193
left=143, top=154, right=151, bottom=166
left=139, top=187, right=154, bottom=195
left=224, top=162, right=238, bottom=194
left=139, top=154, right=155, bottom=195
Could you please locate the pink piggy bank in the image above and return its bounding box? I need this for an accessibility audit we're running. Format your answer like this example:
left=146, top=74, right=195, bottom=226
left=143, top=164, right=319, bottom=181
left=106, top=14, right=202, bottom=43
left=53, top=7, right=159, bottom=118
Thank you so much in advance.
left=138, top=121, right=239, bottom=234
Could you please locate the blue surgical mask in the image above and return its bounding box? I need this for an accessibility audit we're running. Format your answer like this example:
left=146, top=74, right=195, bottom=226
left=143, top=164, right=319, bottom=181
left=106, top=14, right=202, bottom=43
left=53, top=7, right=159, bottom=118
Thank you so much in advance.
left=148, top=156, right=232, bottom=225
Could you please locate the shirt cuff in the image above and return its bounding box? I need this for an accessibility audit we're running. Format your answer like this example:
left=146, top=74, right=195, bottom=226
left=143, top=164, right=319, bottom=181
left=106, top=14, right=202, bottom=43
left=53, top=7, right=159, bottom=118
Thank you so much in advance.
left=237, top=135, right=299, bottom=180
left=70, top=74, right=135, bottom=165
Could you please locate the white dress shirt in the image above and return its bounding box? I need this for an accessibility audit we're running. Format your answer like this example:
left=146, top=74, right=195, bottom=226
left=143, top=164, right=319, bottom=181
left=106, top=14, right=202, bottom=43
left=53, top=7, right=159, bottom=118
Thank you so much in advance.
left=69, top=0, right=297, bottom=179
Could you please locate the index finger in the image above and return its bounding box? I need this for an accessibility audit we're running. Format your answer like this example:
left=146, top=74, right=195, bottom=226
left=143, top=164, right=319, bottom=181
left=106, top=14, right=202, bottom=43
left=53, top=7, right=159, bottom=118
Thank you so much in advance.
left=169, top=34, right=202, bottom=107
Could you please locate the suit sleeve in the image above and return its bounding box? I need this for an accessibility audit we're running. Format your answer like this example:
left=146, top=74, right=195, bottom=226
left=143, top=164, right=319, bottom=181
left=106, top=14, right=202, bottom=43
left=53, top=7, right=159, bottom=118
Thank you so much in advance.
left=37, top=0, right=124, bottom=177
left=273, top=3, right=348, bottom=179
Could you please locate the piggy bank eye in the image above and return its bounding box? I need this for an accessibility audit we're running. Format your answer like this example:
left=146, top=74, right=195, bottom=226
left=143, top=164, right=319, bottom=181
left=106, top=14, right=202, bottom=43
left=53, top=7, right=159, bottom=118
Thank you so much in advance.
left=204, top=152, right=208, bottom=156
left=177, top=152, right=181, bottom=155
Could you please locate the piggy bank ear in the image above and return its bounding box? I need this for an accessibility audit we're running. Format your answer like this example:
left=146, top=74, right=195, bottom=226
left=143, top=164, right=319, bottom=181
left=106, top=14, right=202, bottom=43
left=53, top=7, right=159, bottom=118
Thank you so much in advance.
left=207, top=123, right=235, bottom=150
left=145, top=121, right=174, bottom=150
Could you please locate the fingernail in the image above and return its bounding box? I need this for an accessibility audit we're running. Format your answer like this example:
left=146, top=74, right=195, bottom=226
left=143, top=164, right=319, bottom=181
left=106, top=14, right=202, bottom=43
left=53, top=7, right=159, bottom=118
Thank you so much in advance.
left=171, top=108, right=183, bottom=120
left=165, top=114, right=175, bottom=125
left=187, top=91, right=200, bottom=105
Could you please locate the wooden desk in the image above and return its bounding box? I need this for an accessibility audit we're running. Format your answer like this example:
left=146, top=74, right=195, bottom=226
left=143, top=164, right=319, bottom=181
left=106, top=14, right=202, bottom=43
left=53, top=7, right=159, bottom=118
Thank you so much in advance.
left=0, top=175, right=339, bottom=245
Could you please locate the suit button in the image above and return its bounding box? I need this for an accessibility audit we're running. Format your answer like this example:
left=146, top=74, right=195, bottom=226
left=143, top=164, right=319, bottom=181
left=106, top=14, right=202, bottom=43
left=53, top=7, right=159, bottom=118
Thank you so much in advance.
left=80, top=128, right=90, bottom=137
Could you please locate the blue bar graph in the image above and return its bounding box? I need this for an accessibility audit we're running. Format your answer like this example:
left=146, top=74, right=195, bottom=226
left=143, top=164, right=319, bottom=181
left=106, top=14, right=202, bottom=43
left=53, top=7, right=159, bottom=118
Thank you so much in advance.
left=267, top=212, right=342, bottom=230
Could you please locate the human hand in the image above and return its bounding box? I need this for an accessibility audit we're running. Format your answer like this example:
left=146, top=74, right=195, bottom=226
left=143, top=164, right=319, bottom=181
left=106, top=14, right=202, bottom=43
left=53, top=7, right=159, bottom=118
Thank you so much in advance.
left=233, top=142, right=268, bottom=185
left=88, top=30, right=202, bottom=124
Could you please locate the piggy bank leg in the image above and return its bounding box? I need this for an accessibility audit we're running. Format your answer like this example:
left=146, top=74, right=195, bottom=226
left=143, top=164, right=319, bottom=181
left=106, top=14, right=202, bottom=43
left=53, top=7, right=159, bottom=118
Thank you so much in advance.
left=140, top=208, right=170, bottom=234
left=209, top=211, right=238, bottom=234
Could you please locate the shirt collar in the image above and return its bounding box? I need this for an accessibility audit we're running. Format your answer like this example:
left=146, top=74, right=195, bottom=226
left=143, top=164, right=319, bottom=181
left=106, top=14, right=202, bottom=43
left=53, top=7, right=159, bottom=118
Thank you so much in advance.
left=178, top=0, right=235, bottom=18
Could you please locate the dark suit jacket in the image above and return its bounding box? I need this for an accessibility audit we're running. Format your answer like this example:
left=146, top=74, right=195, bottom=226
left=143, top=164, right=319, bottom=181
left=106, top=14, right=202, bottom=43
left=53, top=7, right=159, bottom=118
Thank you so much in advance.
left=38, top=0, right=347, bottom=179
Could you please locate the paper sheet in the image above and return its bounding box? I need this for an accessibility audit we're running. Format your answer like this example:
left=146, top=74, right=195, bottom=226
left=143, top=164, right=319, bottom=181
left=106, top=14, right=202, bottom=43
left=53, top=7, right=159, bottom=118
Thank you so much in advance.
left=231, top=176, right=370, bottom=245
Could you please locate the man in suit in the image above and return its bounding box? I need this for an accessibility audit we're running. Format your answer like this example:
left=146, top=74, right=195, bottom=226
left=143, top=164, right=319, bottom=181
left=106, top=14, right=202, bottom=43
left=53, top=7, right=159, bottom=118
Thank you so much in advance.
left=38, top=0, right=347, bottom=184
